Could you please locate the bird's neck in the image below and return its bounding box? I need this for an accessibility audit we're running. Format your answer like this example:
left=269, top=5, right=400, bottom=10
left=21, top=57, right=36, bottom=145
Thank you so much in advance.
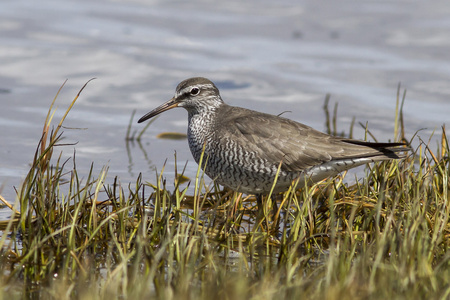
left=186, top=103, right=223, bottom=160
left=186, top=96, right=224, bottom=125
left=187, top=106, right=217, bottom=136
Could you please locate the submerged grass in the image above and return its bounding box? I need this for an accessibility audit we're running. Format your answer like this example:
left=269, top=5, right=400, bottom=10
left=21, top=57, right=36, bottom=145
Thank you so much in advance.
left=0, top=82, right=448, bottom=299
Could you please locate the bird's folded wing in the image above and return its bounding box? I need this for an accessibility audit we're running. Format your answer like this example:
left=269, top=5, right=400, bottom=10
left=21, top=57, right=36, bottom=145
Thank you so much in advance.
left=216, top=111, right=335, bottom=172
left=216, top=108, right=406, bottom=172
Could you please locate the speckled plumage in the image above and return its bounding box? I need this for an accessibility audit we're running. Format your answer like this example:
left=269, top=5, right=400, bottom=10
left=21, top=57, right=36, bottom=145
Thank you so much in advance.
left=138, top=77, right=409, bottom=195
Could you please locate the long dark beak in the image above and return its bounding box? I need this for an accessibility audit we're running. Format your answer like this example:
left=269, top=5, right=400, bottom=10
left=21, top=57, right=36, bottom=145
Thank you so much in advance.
left=138, top=97, right=179, bottom=123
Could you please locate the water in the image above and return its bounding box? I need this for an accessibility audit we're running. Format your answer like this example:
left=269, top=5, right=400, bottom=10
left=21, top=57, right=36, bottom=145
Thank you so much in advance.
left=1, top=0, right=449, bottom=219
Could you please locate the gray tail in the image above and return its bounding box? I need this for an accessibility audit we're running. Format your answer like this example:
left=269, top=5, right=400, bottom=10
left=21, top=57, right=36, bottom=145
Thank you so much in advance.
left=343, top=140, right=411, bottom=160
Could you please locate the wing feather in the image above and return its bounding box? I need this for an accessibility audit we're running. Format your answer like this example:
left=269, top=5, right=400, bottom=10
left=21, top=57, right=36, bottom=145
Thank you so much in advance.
left=214, top=105, right=407, bottom=172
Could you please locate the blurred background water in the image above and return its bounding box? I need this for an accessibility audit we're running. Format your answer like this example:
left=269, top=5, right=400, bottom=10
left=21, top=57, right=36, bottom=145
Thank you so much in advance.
left=1, top=0, right=449, bottom=219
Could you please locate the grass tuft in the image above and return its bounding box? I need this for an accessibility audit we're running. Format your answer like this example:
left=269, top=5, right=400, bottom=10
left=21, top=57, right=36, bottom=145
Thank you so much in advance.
left=0, top=82, right=448, bottom=299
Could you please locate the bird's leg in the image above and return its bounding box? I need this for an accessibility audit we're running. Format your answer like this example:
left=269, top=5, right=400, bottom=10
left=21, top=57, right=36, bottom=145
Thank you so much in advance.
left=256, top=194, right=263, bottom=210
left=271, top=195, right=278, bottom=217
left=270, top=194, right=281, bottom=235
left=228, top=192, right=242, bottom=219
left=226, top=192, right=243, bottom=234
left=255, top=194, right=280, bottom=233
left=255, top=194, right=268, bottom=231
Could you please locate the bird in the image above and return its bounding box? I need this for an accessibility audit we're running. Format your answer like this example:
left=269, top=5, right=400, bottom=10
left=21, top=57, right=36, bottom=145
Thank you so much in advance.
left=138, top=77, right=409, bottom=205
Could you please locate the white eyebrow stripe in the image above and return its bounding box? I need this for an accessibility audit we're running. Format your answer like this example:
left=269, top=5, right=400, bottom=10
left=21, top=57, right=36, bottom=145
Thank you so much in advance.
left=177, top=84, right=215, bottom=96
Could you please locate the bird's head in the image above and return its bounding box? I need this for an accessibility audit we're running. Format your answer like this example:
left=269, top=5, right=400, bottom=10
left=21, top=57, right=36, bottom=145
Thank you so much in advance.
left=138, top=77, right=224, bottom=123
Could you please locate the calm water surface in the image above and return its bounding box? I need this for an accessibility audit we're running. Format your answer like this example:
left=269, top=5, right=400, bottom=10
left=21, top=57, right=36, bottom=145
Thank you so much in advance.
left=1, top=0, right=449, bottom=219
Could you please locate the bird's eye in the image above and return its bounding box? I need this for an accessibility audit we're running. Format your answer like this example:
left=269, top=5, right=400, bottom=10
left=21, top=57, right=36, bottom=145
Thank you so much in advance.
left=190, top=87, right=200, bottom=95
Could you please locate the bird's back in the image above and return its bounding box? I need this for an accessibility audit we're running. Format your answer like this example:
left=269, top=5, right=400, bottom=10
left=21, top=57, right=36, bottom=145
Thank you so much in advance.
left=213, top=105, right=407, bottom=170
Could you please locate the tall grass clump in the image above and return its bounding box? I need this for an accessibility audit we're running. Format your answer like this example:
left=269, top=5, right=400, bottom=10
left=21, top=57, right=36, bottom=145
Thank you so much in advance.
left=0, top=82, right=448, bottom=299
